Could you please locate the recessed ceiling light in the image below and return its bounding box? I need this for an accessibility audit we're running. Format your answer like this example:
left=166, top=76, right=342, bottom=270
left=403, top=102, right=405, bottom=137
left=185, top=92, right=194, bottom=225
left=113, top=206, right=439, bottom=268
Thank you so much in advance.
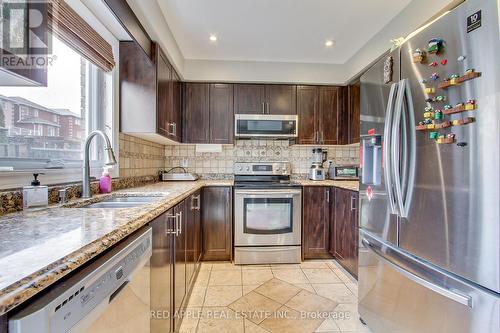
left=209, top=34, right=217, bottom=42
left=325, top=40, right=334, bottom=47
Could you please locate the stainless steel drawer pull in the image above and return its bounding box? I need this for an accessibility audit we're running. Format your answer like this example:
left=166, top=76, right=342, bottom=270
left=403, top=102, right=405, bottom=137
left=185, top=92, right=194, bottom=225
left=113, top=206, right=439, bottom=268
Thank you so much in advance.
left=362, top=238, right=473, bottom=308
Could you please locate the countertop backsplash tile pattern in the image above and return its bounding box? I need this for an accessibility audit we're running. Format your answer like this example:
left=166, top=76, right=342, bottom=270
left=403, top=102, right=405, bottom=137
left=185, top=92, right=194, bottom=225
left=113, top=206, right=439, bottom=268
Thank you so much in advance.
left=164, top=140, right=359, bottom=177
left=119, top=133, right=166, bottom=177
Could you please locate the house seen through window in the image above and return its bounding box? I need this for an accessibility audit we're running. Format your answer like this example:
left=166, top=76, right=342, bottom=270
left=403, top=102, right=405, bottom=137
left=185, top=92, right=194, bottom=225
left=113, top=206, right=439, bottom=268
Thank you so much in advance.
left=0, top=36, right=113, bottom=171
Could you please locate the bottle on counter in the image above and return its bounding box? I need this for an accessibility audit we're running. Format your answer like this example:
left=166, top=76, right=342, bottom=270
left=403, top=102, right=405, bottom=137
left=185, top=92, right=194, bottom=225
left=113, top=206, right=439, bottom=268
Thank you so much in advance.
left=99, top=166, right=112, bottom=193
left=23, top=173, right=48, bottom=210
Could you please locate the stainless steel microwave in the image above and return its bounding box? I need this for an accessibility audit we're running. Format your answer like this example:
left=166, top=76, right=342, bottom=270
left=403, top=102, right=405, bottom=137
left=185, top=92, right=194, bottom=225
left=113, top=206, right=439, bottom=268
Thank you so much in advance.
left=234, top=114, right=298, bottom=138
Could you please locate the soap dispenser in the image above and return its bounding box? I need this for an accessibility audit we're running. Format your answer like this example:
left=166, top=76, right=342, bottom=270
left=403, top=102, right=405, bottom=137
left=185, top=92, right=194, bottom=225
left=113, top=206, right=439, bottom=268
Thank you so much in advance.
left=23, top=173, right=49, bottom=210
left=99, top=166, right=112, bottom=193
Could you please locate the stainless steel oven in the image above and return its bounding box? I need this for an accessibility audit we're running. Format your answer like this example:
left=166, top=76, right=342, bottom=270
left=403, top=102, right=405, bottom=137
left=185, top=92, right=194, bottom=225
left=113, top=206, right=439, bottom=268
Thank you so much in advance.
left=233, top=162, right=301, bottom=264
left=234, top=114, right=298, bottom=138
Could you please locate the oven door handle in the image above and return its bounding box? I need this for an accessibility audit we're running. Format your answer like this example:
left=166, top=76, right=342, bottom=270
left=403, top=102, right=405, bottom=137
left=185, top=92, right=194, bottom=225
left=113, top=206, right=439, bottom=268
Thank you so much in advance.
left=235, top=189, right=302, bottom=196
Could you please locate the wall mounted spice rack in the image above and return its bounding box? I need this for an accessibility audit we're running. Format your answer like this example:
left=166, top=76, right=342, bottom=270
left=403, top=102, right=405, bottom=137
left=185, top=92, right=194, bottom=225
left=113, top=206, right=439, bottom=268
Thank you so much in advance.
left=416, top=121, right=451, bottom=131
left=437, top=137, right=455, bottom=144
left=438, top=71, right=482, bottom=89
left=451, top=117, right=475, bottom=126
left=443, top=103, right=476, bottom=115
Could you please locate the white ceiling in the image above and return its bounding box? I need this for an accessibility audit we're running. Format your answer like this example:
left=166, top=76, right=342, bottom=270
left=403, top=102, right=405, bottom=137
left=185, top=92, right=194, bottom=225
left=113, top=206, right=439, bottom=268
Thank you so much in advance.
left=157, top=0, right=412, bottom=64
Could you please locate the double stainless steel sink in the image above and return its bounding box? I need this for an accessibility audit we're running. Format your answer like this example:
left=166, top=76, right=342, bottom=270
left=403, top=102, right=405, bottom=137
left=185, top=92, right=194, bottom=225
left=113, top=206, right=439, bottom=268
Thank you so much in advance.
left=80, top=195, right=164, bottom=209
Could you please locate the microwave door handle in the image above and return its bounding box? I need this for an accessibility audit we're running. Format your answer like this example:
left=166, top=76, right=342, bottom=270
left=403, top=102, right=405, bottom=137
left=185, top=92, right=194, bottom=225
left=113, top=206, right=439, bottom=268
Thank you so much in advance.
left=384, top=82, right=398, bottom=214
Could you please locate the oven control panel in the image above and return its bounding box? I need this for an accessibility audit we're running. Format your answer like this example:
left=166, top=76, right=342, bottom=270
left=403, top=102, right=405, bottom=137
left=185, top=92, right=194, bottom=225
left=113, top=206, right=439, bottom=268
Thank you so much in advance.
left=234, top=162, right=291, bottom=175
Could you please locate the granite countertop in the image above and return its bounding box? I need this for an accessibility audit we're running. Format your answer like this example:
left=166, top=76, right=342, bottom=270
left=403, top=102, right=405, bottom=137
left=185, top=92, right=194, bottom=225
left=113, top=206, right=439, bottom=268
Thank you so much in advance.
left=294, top=179, right=359, bottom=192
left=0, top=180, right=232, bottom=315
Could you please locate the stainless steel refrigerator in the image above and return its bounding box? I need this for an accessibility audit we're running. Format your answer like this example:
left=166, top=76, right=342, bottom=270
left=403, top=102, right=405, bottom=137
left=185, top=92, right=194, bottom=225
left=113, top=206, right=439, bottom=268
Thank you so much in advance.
left=358, top=0, right=500, bottom=332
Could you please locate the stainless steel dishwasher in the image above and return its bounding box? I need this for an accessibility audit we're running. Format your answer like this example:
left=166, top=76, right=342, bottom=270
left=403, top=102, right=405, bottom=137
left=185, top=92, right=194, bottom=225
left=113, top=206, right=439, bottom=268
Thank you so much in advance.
left=9, top=227, right=152, bottom=333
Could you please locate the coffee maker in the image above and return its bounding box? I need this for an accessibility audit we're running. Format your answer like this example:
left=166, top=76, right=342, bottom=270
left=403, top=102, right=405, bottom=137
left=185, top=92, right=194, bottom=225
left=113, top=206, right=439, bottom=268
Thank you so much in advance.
left=308, top=148, right=327, bottom=180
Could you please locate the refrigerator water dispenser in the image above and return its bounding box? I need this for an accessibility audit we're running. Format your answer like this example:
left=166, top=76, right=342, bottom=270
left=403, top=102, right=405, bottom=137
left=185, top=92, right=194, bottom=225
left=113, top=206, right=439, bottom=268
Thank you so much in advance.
left=361, top=135, right=382, bottom=185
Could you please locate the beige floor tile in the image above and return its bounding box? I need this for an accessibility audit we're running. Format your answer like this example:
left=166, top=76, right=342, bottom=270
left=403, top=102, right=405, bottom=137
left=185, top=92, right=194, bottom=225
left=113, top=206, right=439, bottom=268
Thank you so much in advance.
left=271, top=268, right=308, bottom=284
left=345, top=283, right=358, bottom=296
left=326, top=261, right=341, bottom=270
left=186, top=286, right=207, bottom=308
left=194, top=270, right=211, bottom=287
left=314, top=318, right=341, bottom=332
left=255, top=278, right=301, bottom=304
left=294, top=283, right=316, bottom=293
left=204, top=286, right=243, bottom=307
left=331, top=303, right=370, bottom=332
left=300, top=261, right=331, bottom=269
left=200, top=262, right=213, bottom=271
left=178, top=307, right=202, bottom=333
left=241, top=264, right=271, bottom=270
left=242, top=269, right=274, bottom=286
left=259, top=305, right=323, bottom=333
left=244, top=319, right=270, bottom=333
left=243, top=284, right=260, bottom=295
left=312, top=284, right=357, bottom=304
left=211, top=262, right=242, bottom=271
left=270, top=263, right=302, bottom=269
left=229, top=291, right=281, bottom=324
left=332, top=268, right=355, bottom=283
left=209, top=270, right=242, bottom=286
left=303, top=269, right=342, bottom=284
left=285, top=289, right=338, bottom=313
left=197, top=307, right=244, bottom=333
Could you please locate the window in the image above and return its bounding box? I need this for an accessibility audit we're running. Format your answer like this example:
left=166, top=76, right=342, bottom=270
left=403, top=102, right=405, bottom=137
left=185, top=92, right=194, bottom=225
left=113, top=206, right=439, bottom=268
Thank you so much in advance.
left=0, top=35, right=115, bottom=180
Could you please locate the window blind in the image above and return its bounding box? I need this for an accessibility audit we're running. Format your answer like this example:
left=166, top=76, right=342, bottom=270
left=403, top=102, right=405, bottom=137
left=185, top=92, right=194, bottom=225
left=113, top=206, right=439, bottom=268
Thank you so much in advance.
left=48, top=0, right=115, bottom=72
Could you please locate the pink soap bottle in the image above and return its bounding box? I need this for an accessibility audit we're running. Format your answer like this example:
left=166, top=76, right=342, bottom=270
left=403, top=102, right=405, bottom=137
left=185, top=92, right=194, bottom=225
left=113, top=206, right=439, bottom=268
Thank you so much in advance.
left=99, top=167, right=112, bottom=193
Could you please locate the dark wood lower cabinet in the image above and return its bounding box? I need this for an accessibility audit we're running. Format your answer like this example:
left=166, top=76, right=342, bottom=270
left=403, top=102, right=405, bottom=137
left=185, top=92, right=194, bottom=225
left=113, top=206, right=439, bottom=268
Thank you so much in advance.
left=303, top=186, right=333, bottom=259
left=150, top=191, right=203, bottom=333
left=331, top=188, right=359, bottom=278
left=202, top=186, right=232, bottom=261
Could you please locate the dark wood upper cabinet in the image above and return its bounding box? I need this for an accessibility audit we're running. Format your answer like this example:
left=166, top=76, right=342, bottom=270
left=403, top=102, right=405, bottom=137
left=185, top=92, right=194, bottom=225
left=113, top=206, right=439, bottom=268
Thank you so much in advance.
left=297, top=85, right=319, bottom=144
left=209, top=83, right=234, bottom=144
left=303, top=186, right=333, bottom=259
left=154, top=46, right=172, bottom=138
left=234, top=84, right=296, bottom=115
left=297, top=85, right=346, bottom=144
left=183, top=83, right=210, bottom=143
left=332, top=187, right=359, bottom=278
left=318, top=86, right=341, bottom=145
left=202, top=186, right=232, bottom=261
left=120, top=41, right=182, bottom=143
left=266, top=85, right=297, bottom=115
left=348, top=82, right=361, bottom=144
left=234, top=84, right=266, bottom=114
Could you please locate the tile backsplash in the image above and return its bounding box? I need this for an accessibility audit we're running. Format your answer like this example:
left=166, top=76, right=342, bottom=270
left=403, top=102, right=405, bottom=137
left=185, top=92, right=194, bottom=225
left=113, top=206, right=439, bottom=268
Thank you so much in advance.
left=164, top=140, right=359, bottom=177
left=119, top=133, right=165, bottom=177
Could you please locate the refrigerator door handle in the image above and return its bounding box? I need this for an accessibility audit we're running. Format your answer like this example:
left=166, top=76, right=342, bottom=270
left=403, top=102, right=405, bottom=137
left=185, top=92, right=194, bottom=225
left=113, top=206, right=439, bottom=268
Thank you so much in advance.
left=361, top=238, right=473, bottom=308
left=383, top=82, right=398, bottom=214
left=401, top=78, right=416, bottom=218
left=391, top=79, right=406, bottom=217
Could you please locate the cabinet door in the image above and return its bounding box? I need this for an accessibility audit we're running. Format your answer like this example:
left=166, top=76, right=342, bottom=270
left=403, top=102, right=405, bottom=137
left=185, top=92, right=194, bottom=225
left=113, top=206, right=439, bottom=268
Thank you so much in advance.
left=155, top=46, right=172, bottom=138
left=266, top=85, right=297, bottom=115
left=336, top=86, right=349, bottom=145
left=318, top=86, right=340, bottom=145
left=170, top=70, right=182, bottom=142
left=303, top=186, right=332, bottom=259
left=349, top=82, right=361, bottom=144
left=297, top=85, right=319, bottom=144
left=202, top=187, right=232, bottom=261
left=173, top=201, right=187, bottom=331
left=348, top=191, right=359, bottom=278
left=150, top=210, right=173, bottom=333
left=186, top=191, right=201, bottom=288
left=234, top=84, right=266, bottom=114
left=209, top=84, right=234, bottom=144
left=183, top=83, right=210, bottom=143
left=334, top=188, right=358, bottom=277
